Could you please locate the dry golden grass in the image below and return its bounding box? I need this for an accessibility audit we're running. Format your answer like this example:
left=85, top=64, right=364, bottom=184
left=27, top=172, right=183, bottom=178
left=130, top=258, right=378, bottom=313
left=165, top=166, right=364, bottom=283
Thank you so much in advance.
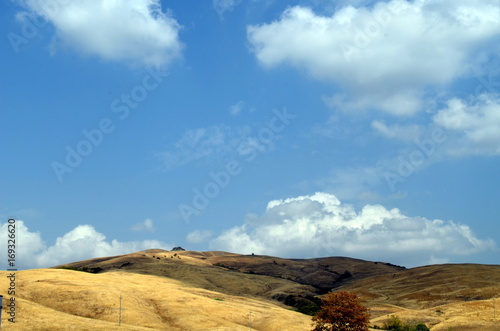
left=54, top=249, right=403, bottom=302
left=3, top=251, right=499, bottom=330
left=367, top=299, right=500, bottom=330
left=1, top=268, right=312, bottom=330
left=338, top=264, right=500, bottom=330
left=54, top=250, right=319, bottom=300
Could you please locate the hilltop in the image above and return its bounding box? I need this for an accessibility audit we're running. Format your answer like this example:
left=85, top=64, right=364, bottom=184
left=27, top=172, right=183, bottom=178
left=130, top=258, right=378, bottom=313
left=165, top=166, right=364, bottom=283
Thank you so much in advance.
left=56, top=249, right=403, bottom=294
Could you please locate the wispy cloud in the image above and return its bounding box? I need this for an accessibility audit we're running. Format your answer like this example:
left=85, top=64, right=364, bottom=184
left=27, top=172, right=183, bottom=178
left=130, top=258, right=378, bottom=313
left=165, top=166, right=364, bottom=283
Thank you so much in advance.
left=316, top=125, right=449, bottom=196
left=371, top=120, right=424, bottom=143
left=131, top=218, right=156, bottom=232
left=212, top=0, right=242, bottom=20
left=317, top=166, right=384, bottom=202
left=158, top=122, right=276, bottom=170
left=229, top=101, right=245, bottom=116
left=159, top=125, right=247, bottom=169
left=186, top=230, right=213, bottom=244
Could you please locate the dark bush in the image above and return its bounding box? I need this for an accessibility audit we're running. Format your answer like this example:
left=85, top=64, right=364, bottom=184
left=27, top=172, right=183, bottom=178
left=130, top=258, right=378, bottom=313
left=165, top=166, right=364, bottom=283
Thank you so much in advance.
left=383, top=316, right=429, bottom=331
left=281, top=294, right=322, bottom=316
left=415, top=324, right=430, bottom=331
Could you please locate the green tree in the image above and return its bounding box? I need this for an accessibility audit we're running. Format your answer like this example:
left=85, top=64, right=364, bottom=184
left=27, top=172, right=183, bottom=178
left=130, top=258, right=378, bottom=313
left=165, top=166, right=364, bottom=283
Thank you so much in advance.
left=311, top=291, right=370, bottom=331
left=383, top=315, right=405, bottom=330
left=383, top=315, right=430, bottom=331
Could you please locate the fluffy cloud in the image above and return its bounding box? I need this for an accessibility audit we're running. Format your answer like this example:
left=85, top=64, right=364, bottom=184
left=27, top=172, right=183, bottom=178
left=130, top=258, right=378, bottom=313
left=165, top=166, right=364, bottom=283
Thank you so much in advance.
left=248, top=0, right=500, bottom=115
left=372, top=91, right=500, bottom=156
left=16, top=0, right=183, bottom=67
left=210, top=192, right=495, bottom=266
left=433, top=93, right=500, bottom=155
left=0, top=221, right=171, bottom=269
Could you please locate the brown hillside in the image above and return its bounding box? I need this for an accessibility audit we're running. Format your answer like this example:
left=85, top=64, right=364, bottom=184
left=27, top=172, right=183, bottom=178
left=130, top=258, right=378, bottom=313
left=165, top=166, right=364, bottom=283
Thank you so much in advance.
left=336, top=264, right=500, bottom=330
left=54, top=249, right=403, bottom=299
left=54, top=250, right=318, bottom=302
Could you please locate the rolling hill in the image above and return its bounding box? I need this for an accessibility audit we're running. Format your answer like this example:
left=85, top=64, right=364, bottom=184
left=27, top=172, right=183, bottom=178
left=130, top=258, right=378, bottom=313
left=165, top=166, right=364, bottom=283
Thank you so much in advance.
left=1, top=249, right=498, bottom=330
left=337, top=263, right=500, bottom=330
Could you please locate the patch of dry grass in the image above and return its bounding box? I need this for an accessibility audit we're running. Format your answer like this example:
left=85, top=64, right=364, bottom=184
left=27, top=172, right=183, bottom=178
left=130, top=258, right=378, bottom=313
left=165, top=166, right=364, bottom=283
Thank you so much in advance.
left=55, top=250, right=318, bottom=301
left=338, top=264, right=500, bottom=330
left=1, top=269, right=312, bottom=330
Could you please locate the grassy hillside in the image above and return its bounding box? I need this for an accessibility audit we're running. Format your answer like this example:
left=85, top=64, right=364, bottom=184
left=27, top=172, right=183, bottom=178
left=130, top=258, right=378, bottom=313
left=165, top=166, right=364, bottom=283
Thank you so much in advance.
left=2, top=250, right=498, bottom=330
left=54, top=249, right=403, bottom=297
left=55, top=250, right=318, bottom=301
left=337, top=264, right=500, bottom=330
left=1, top=268, right=312, bottom=330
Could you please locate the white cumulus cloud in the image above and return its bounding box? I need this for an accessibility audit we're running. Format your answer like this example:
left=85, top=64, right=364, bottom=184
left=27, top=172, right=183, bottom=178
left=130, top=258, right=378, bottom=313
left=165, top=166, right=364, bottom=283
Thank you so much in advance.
left=16, top=0, right=183, bottom=67
left=210, top=192, right=495, bottom=266
left=0, top=220, right=171, bottom=269
left=248, top=0, right=500, bottom=115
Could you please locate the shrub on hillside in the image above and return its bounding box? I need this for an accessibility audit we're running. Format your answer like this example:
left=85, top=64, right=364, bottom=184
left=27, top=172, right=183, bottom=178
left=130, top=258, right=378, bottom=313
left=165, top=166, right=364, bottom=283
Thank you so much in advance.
left=311, top=291, right=370, bottom=331
left=383, top=315, right=405, bottom=330
left=280, top=294, right=322, bottom=315
left=381, top=315, right=429, bottom=331
left=415, top=324, right=430, bottom=331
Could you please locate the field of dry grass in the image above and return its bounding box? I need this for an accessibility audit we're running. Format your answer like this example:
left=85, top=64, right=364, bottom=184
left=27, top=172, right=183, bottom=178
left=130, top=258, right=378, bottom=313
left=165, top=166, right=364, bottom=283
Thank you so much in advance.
left=2, top=250, right=499, bottom=330
left=338, top=264, right=500, bottom=330
left=0, top=268, right=312, bottom=330
left=54, top=249, right=403, bottom=299
left=55, top=250, right=318, bottom=300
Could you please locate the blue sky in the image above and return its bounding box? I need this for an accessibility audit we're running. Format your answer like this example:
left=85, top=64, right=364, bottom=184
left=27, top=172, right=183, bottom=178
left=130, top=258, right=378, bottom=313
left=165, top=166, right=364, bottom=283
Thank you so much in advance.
left=1, top=0, right=499, bottom=269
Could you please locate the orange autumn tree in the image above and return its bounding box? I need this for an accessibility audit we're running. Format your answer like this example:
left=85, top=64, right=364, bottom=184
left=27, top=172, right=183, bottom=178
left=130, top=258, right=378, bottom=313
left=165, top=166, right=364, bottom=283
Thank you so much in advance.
left=311, top=290, right=370, bottom=331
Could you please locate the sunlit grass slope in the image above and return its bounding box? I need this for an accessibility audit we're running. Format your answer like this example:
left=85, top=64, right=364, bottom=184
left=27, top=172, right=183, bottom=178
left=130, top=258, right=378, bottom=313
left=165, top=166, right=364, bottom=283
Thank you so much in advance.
left=1, top=268, right=312, bottom=330
left=338, top=264, right=500, bottom=330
